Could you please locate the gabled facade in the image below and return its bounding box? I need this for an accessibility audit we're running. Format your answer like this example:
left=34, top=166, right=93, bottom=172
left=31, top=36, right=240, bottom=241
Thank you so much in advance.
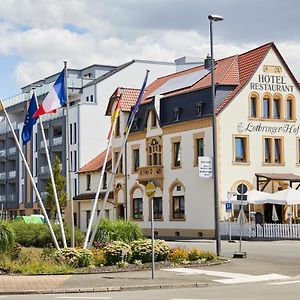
left=107, top=42, right=300, bottom=238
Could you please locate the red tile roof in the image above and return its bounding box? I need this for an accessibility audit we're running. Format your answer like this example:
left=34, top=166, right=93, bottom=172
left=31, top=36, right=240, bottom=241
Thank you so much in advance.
left=78, top=148, right=112, bottom=173
left=106, top=87, right=144, bottom=115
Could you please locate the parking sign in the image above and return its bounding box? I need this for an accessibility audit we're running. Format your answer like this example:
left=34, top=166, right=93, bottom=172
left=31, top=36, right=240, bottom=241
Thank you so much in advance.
left=225, top=202, right=232, bottom=212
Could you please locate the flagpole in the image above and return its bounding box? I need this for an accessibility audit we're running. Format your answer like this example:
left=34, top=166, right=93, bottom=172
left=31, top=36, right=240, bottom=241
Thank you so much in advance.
left=0, top=99, right=60, bottom=249
left=33, top=89, right=67, bottom=248
left=64, top=61, right=75, bottom=248
left=87, top=70, right=149, bottom=247
left=83, top=95, right=122, bottom=249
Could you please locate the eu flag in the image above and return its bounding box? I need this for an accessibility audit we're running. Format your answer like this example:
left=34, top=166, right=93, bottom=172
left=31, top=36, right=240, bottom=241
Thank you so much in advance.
left=22, top=94, right=38, bottom=145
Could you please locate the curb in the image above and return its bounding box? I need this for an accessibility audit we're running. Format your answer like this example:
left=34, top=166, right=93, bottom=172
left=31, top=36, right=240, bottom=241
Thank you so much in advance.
left=0, top=282, right=208, bottom=295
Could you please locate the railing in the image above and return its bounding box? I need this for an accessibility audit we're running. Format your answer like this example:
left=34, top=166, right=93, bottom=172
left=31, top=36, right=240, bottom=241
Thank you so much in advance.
left=40, top=140, right=49, bottom=149
left=220, top=221, right=300, bottom=239
left=40, top=109, right=65, bottom=122
left=40, top=165, right=50, bottom=174
left=7, top=147, right=16, bottom=156
left=0, top=172, right=5, bottom=180
left=0, top=122, right=17, bottom=135
left=0, top=150, right=5, bottom=158
left=40, top=191, right=48, bottom=200
left=52, top=136, right=63, bottom=146
left=0, top=195, right=5, bottom=203
left=8, top=170, right=16, bottom=179
left=6, top=194, right=16, bottom=203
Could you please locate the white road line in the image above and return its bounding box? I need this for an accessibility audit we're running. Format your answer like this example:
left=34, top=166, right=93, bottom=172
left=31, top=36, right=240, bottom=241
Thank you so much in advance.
left=268, top=279, right=300, bottom=285
left=56, top=297, right=112, bottom=299
left=163, top=268, right=290, bottom=284
left=169, top=299, right=210, bottom=300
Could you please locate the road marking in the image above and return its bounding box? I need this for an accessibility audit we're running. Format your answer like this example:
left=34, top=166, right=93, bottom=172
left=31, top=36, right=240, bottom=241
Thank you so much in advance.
left=163, top=268, right=290, bottom=284
left=57, top=297, right=112, bottom=299
left=169, top=299, right=209, bottom=300
left=268, top=279, right=300, bottom=285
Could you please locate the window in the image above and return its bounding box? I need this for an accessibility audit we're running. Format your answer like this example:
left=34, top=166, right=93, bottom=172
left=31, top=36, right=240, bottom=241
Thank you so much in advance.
left=153, top=197, right=162, bottom=220
left=114, top=151, right=123, bottom=174
left=250, top=95, right=258, bottom=118
left=286, top=96, right=295, bottom=120
left=273, top=98, right=281, bottom=119
left=132, top=118, right=139, bottom=130
left=196, top=138, right=204, bottom=157
left=102, top=172, right=107, bottom=189
left=132, top=198, right=143, bottom=220
left=196, top=103, right=204, bottom=117
left=69, top=124, right=73, bottom=144
left=147, top=137, right=162, bottom=166
left=234, top=136, right=249, bottom=163
left=86, top=174, right=91, bottom=190
left=86, top=96, right=89, bottom=102
left=172, top=141, right=181, bottom=168
left=263, top=97, right=270, bottom=118
left=193, top=133, right=205, bottom=166
left=263, top=137, right=284, bottom=164
left=297, top=138, right=300, bottom=164
left=114, top=116, right=120, bottom=137
left=173, top=108, right=180, bottom=121
left=151, top=111, right=157, bottom=128
left=133, top=148, right=140, bottom=172
left=172, top=196, right=185, bottom=219
left=86, top=210, right=91, bottom=228
left=74, top=178, right=77, bottom=196
left=35, top=133, right=38, bottom=151
left=90, top=95, right=94, bottom=102
left=74, top=123, right=77, bottom=144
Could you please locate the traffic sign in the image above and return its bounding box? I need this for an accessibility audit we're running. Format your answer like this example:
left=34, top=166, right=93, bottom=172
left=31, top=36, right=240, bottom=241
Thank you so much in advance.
left=145, top=182, right=156, bottom=197
left=237, top=183, right=248, bottom=195
left=225, top=202, right=232, bottom=212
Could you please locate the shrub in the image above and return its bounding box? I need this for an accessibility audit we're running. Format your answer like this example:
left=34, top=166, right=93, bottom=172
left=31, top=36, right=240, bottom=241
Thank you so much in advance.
left=188, top=248, right=204, bottom=262
left=77, top=249, right=93, bottom=267
left=95, top=219, right=143, bottom=244
left=10, top=243, right=22, bottom=260
left=91, top=248, right=106, bottom=266
left=0, top=220, right=15, bottom=253
left=11, top=222, right=84, bottom=248
left=200, top=251, right=217, bottom=262
left=103, top=241, right=132, bottom=265
left=168, top=247, right=189, bottom=264
left=131, top=239, right=170, bottom=263
left=54, top=248, right=79, bottom=267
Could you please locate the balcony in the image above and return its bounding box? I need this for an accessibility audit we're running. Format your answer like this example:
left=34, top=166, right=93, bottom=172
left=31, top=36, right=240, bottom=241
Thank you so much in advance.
left=52, top=136, right=63, bottom=146
left=40, top=191, right=48, bottom=200
left=40, top=165, right=50, bottom=175
left=40, top=140, right=49, bottom=149
left=137, top=165, right=164, bottom=189
left=8, top=170, right=16, bottom=179
left=0, top=172, right=5, bottom=181
left=0, top=149, right=6, bottom=158
left=0, top=122, right=17, bottom=135
left=6, top=194, right=16, bottom=203
left=7, top=147, right=16, bottom=156
left=0, top=195, right=5, bottom=203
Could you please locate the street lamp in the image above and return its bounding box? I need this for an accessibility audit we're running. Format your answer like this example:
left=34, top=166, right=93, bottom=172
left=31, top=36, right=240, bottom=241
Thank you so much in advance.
left=208, top=14, right=223, bottom=256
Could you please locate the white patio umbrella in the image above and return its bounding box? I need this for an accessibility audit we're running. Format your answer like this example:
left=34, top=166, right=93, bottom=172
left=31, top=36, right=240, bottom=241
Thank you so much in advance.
left=256, top=188, right=300, bottom=205
left=222, top=189, right=270, bottom=205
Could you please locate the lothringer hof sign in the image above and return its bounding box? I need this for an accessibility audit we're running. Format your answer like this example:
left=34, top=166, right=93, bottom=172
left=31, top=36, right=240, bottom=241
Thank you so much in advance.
left=198, top=156, right=213, bottom=178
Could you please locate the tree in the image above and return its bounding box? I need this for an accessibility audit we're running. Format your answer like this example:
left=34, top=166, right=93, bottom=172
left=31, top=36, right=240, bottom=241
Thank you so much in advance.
left=45, top=156, right=67, bottom=221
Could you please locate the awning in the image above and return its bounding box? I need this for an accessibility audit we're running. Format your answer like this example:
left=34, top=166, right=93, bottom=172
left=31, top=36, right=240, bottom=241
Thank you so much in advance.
left=255, top=173, right=300, bottom=191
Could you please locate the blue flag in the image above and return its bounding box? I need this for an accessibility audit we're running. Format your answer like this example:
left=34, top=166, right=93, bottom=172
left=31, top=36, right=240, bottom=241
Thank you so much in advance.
left=125, top=70, right=149, bottom=132
left=22, top=94, right=38, bottom=145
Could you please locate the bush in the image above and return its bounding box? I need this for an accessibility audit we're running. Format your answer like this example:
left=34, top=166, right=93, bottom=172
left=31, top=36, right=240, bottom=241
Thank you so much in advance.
left=54, top=248, right=79, bottom=267
left=0, top=220, right=15, bottom=253
left=77, top=249, right=93, bottom=267
left=200, top=251, right=217, bottom=262
left=95, top=219, right=143, bottom=244
left=11, top=222, right=84, bottom=248
left=91, top=248, right=106, bottom=266
left=168, top=248, right=189, bottom=264
left=131, top=239, right=170, bottom=263
left=188, top=248, right=204, bottom=262
left=103, top=241, right=132, bottom=265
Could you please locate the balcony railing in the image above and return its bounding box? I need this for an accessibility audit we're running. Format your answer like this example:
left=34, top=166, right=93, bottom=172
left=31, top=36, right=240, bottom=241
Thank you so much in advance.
left=8, top=170, right=16, bottom=179
left=52, top=136, right=63, bottom=146
left=0, top=195, right=5, bottom=203
left=40, top=192, right=48, bottom=200
left=0, top=150, right=6, bottom=158
left=0, top=122, right=17, bottom=135
left=137, top=165, right=164, bottom=182
left=7, top=147, right=16, bottom=156
left=6, top=194, right=16, bottom=203
left=40, top=108, right=65, bottom=122
left=40, top=165, right=50, bottom=175
left=0, top=172, right=5, bottom=180
left=40, top=140, right=49, bottom=149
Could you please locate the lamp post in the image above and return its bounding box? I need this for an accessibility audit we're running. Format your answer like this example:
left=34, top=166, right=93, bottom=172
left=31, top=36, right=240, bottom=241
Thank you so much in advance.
left=208, top=14, right=223, bottom=256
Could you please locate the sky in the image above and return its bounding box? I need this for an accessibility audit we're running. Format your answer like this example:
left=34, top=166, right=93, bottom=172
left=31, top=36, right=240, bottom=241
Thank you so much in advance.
left=0, top=0, right=299, bottom=99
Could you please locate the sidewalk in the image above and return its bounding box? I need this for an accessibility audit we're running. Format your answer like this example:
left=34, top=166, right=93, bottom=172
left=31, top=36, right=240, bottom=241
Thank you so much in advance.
left=0, top=269, right=210, bottom=295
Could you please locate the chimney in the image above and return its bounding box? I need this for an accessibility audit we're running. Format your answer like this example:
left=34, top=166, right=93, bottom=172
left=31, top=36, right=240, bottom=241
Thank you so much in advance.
left=204, top=54, right=214, bottom=70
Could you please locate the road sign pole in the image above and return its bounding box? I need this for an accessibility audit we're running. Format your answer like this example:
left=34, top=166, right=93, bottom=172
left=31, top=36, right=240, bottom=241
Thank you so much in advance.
left=151, top=196, right=155, bottom=279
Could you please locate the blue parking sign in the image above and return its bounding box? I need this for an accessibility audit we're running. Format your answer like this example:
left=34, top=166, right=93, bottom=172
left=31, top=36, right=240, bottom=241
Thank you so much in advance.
left=225, top=202, right=232, bottom=212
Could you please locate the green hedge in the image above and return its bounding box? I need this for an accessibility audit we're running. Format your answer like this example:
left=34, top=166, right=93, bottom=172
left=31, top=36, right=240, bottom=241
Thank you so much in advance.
left=103, top=241, right=132, bottom=265
left=11, top=222, right=84, bottom=248
left=0, top=220, right=15, bottom=253
left=95, top=219, right=143, bottom=244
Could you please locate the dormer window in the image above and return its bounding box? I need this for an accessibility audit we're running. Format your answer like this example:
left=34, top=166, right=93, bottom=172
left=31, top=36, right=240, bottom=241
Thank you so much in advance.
left=151, top=111, right=157, bottom=128
left=173, top=107, right=181, bottom=121
left=132, top=118, right=139, bottom=130
left=196, top=103, right=204, bottom=117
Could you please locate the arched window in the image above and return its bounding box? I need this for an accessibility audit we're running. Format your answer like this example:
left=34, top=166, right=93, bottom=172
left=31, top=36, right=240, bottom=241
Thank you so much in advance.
left=130, top=185, right=144, bottom=221
left=169, top=180, right=185, bottom=221
left=273, top=93, right=283, bottom=119
left=249, top=92, right=259, bottom=118
left=262, top=94, right=271, bottom=119
left=147, top=137, right=162, bottom=166
left=286, top=94, right=296, bottom=120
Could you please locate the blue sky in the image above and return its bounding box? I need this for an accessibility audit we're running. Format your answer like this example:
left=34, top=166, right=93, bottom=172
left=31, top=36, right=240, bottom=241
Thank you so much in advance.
left=0, top=0, right=299, bottom=99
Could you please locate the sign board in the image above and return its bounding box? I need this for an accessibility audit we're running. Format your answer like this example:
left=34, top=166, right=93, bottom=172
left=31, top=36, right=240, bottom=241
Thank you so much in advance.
left=237, top=194, right=247, bottom=201
left=145, top=182, right=156, bottom=198
left=225, top=202, right=232, bottom=212
left=198, top=156, right=213, bottom=178
left=237, top=183, right=248, bottom=195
